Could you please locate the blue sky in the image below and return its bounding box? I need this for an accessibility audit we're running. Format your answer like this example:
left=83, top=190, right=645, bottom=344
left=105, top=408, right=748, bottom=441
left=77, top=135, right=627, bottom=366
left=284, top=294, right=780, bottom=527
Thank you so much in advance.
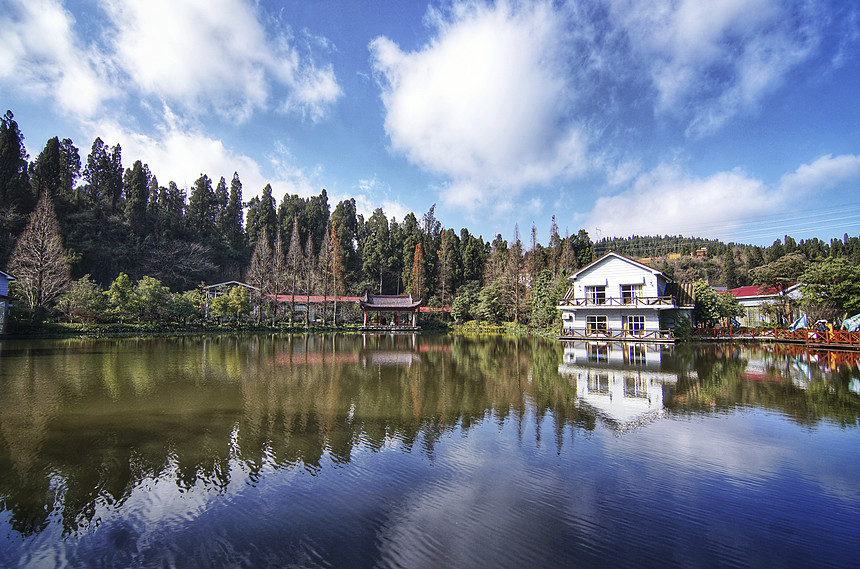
left=2, top=0, right=860, bottom=246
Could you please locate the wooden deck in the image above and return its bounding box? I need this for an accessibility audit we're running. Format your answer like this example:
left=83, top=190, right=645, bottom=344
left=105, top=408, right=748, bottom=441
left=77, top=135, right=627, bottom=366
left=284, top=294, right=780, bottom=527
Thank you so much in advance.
left=691, top=327, right=860, bottom=349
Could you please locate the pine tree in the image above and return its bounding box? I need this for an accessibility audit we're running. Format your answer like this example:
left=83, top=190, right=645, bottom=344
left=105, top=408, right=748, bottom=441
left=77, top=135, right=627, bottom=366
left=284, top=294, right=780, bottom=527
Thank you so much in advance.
left=0, top=110, right=31, bottom=208
left=187, top=174, right=216, bottom=238
left=224, top=172, right=244, bottom=250
left=123, top=160, right=150, bottom=237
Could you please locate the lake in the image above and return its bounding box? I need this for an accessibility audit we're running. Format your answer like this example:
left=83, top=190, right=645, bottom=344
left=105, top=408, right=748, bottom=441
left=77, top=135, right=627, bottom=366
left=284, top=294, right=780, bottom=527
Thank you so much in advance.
left=0, top=334, right=858, bottom=568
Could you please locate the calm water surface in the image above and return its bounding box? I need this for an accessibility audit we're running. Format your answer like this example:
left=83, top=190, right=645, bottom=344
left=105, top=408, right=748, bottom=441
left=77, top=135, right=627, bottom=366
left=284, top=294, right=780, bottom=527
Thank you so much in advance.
left=0, top=334, right=858, bottom=568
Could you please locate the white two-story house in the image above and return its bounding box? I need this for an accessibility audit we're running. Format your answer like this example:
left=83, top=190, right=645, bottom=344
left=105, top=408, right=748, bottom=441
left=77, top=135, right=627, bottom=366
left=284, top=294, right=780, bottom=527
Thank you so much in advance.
left=556, top=252, right=694, bottom=341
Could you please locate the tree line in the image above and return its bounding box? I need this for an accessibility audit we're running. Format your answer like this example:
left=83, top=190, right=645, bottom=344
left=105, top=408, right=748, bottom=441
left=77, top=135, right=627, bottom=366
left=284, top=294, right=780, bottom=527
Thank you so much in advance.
left=3, top=109, right=860, bottom=329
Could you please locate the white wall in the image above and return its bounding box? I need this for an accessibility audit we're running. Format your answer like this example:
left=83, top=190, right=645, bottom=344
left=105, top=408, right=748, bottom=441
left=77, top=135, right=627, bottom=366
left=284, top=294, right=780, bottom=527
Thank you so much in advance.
left=572, top=255, right=663, bottom=300
left=560, top=308, right=663, bottom=333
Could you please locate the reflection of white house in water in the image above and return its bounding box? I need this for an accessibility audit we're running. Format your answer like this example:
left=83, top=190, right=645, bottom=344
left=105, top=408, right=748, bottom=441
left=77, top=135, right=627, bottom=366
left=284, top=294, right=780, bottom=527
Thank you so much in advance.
left=558, top=341, right=682, bottom=432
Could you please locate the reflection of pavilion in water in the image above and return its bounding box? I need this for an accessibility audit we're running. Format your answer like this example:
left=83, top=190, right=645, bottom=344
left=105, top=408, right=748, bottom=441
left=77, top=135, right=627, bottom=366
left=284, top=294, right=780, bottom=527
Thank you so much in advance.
left=558, top=341, right=682, bottom=432
left=359, top=333, right=450, bottom=368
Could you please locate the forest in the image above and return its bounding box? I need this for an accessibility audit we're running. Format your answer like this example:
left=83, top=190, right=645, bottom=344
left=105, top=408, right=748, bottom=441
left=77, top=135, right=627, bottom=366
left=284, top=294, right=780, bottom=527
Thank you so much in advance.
left=3, top=110, right=860, bottom=328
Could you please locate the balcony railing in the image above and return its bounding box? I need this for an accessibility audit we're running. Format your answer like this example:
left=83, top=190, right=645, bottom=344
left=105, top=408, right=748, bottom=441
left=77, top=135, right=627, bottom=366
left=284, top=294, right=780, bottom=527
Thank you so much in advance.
left=558, top=328, right=675, bottom=341
left=557, top=296, right=676, bottom=308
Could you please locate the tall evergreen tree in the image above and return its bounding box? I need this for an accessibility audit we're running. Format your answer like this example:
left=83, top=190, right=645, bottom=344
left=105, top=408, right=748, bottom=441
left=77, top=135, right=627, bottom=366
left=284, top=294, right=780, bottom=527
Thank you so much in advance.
left=224, top=173, right=244, bottom=249
left=29, top=137, right=80, bottom=204
left=187, top=174, right=217, bottom=238
left=723, top=248, right=738, bottom=289
left=0, top=110, right=31, bottom=208
left=123, top=160, right=150, bottom=237
left=331, top=198, right=359, bottom=280
left=362, top=208, right=390, bottom=293
left=0, top=110, right=31, bottom=264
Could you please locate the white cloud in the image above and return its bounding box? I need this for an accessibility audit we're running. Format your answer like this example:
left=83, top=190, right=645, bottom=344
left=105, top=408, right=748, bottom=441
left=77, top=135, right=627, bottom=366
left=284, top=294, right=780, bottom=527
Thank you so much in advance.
left=779, top=154, right=860, bottom=195
left=0, top=0, right=340, bottom=123
left=103, top=0, right=341, bottom=122
left=586, top=164, right=780, bottom=237
left=608, top=0, right=823, bottom=136
left=370, top=1, right=589, bottom=212
left=0, top=0, right=115, bottom=118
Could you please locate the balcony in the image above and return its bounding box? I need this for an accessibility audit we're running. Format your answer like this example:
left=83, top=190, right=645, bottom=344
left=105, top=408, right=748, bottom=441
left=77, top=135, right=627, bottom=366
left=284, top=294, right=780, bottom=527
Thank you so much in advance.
left=557, top=296, right=676, bottom=308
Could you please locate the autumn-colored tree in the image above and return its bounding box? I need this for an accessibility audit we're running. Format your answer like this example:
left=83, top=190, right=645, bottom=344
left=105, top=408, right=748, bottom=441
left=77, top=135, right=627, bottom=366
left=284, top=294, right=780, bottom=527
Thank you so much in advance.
left=7, top=190, right=70, bottom=320
left=410, top=242, right=425, bottom=300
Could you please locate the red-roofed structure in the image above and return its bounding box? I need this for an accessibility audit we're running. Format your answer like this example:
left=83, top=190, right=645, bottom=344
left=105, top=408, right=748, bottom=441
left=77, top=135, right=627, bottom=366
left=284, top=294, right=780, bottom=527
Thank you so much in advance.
left=729, top=282, right=802, bottom=326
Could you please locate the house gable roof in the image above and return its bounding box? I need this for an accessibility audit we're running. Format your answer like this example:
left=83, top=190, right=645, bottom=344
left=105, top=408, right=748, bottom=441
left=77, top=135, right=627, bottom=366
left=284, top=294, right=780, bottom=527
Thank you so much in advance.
left=0, top=271, right=15, bottom=281
left=569, top=251, right=668, bottom=281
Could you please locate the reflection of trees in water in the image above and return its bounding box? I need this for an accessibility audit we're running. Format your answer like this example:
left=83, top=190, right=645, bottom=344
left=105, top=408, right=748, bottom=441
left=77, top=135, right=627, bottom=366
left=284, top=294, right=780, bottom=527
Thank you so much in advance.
left=668, top=344, right=860, bottom=426
left=0, top=335, right=582, bottom=535
left=6, top=336, right=856, bottom=536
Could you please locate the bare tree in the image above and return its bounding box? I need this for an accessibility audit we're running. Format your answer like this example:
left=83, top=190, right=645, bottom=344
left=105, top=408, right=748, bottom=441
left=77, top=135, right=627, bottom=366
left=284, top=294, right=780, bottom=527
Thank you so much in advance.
left=143, top=240, right=216, bottom=290
left=502, top=225, right=526, bottom=324
left=7, top=190, right=70, bottom=320
left=246, top=228, right=274, bottom=324
left=286, top=219, right=302, bottom=325
left=317, top=220, right=332, bottom=325
left=304, top=232, right=315, bottom=326
left=271, top=229, right=287, bottom=324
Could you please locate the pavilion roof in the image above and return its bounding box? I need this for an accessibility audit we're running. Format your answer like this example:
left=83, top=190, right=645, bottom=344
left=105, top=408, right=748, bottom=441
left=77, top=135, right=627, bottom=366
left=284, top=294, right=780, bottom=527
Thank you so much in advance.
left=359, top=293, right=423, bottom=310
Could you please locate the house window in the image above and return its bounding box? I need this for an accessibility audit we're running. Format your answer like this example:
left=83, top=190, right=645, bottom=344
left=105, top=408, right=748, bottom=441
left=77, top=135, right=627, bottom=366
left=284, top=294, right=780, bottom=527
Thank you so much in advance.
left=620, top=284, right=642, bottom=304
left=586, top=286, right=606, bottom=304
left=627, top=315, right=645, bottom=334
left=587, top=315, right=607, bottom=333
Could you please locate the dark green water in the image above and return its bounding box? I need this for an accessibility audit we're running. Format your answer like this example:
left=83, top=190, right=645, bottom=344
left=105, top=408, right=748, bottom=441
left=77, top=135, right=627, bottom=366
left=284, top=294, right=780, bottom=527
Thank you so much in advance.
left=0, top=334, right=858, bottom=568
